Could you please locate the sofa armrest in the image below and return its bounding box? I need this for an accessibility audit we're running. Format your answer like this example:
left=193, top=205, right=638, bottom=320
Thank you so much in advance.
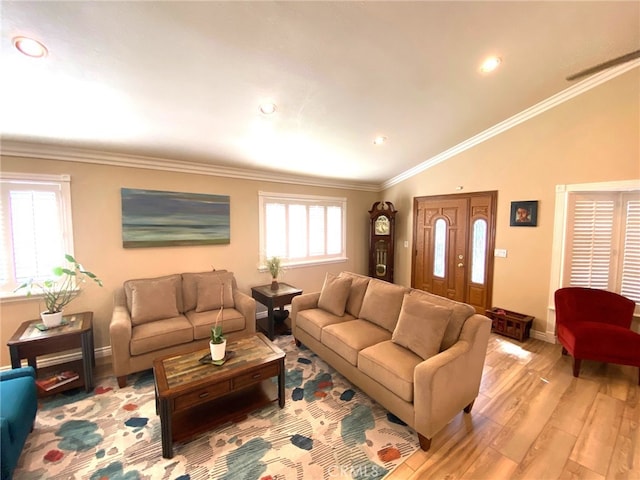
left=233, top=289, right=257, bottom=335
left=413, top=314, right=491, bottom=438
left=110, top=289, right=133, bottom=377
left=291, top=292, right=320, bottom=314
left=291, top=292, right=321, bottom=335
left=0, top=366, right=35, bottom=382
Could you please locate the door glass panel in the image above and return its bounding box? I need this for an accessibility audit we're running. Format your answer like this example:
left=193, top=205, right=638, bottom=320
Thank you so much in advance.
left=433, top=218, right=446, bottom=278
left=471, top=219, right=487, bottom=284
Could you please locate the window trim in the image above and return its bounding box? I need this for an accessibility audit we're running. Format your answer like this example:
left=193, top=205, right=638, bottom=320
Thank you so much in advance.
left=258, top=191, right=348, bottom=270
left=547, top=179, right=640, bottom=337
left=0, top=172, right=75, bottom=300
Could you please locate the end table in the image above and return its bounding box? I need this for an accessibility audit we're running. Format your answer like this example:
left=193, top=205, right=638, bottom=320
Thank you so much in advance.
left=6, top=311, right=95, bottom=396
left=251, top=283, right=302, bottom=340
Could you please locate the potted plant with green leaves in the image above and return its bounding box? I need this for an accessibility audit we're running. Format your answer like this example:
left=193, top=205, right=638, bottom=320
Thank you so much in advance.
left=209, top=284, right=226, bottom=361
left=265, top=256, right=284, bottom=290
left=14, top=254, right=103, bottom=328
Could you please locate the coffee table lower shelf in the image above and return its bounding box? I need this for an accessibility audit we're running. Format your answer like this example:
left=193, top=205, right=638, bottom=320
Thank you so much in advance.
left=164, top=381, right=280, bottom=446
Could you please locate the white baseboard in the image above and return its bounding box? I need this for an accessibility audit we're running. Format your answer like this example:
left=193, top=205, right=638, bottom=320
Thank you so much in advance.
left=530, top=329, right=557, bottom=344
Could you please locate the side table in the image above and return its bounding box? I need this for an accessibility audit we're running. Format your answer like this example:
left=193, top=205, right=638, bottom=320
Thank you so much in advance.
left=6, top=311, right=95, bottom=396
left=251, top=283, right=303, bottom=340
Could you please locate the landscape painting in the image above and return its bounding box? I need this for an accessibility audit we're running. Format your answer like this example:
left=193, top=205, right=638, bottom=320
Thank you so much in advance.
left=121, top=188, right=230, bottom=248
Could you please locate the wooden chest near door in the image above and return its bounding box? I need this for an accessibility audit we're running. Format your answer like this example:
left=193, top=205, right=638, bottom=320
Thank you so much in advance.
left=412, top=191, right=497, bottom=313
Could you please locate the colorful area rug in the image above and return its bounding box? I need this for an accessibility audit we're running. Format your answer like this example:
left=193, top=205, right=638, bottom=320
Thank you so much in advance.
left=14, top=336, right=417, bottom=479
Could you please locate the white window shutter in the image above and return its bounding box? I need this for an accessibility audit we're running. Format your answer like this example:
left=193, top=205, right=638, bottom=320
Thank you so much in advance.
left=258, top=191, right=346, bottom=267
left=567, top=197, right=615, bottom=289
left=621, top=198, right=640, bottom=303
left=0, top=173, right=72, bottom=296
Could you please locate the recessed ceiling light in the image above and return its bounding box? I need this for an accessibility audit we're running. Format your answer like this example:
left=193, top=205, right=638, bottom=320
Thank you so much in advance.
left=373, top=136, right=387, bottom=145
left=480, top=56, right=501, bottom=73
left=13, top=36, right=48, bottom=58
left=259, top=103, right=277, bottom=115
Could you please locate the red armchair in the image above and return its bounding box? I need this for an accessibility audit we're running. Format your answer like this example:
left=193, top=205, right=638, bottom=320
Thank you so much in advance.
left=555, top=287, right=640, bottom=385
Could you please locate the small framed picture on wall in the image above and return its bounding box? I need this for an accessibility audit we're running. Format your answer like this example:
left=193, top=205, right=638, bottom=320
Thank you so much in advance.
left=510, top=200, right=538, bottom=227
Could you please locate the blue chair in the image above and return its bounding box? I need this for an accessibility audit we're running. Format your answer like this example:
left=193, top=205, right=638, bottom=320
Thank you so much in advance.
left=0, top=367, right=38, bottom=480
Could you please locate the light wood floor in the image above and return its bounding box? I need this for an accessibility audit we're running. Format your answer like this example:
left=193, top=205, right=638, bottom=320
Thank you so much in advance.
left=387, top=333, right=640, bottom=480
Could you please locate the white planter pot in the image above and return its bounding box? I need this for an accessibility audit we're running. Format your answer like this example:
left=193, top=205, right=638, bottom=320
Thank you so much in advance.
left=210, top=339, right=227, bottom=361
left=41, top=311, right=64, bottom=328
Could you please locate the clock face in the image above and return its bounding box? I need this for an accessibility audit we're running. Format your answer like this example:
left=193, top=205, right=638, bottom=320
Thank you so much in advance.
left=374, top=215, right=390, bottom=235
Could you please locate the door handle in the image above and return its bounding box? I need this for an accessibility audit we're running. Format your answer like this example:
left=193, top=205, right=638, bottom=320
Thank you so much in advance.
left=457, top=263, right=464, bottom=268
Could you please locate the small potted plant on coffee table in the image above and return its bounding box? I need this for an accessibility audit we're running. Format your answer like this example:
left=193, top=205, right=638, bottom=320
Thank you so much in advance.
left=209, top=285, right=226, bottom=361
left=210, top=324, right=226, bottom=361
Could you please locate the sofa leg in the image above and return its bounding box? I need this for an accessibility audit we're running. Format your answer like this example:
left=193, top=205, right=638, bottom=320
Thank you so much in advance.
left=418, top=434, right=431, bottom=451
left=463, top=400, right=475, bottom=413
left=561, top=346, right=568, bottom=355
left=117, top=376, right=127, bottom=388
left=572, top=358, right=581, bottom=378
left=295, top=338, right=301, bottom=348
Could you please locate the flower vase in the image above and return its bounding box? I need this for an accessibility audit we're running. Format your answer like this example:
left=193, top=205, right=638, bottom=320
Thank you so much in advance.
left=270, top=279, right=279, bottom=290
left=210, top=339, right=227, bottom=361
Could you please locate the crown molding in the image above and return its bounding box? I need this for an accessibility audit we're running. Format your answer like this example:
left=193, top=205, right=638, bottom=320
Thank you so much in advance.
left=0, top=141, right=380, bottom=192
left=382, top=60, right=640, bottom=190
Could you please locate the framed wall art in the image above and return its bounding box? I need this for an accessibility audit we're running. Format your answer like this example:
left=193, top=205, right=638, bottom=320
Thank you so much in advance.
left=510, top=200, right=538, bottom=227
left=121, top=188, right=230, bottom=248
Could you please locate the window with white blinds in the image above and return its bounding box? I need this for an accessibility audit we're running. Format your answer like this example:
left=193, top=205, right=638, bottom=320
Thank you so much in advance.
left=0, top=173, right=74, bottom=297
left=259, top=191, right=346, bottom=267
left=564, top=191, right=640, bottom=304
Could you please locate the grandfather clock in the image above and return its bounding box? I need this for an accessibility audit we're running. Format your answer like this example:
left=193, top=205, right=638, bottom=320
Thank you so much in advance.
left=368, top=201, right=397, bottom=283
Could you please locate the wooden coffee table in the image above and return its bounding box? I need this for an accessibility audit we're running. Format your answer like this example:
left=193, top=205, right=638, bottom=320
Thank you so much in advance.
left=153, top=333, right=285, bottom=458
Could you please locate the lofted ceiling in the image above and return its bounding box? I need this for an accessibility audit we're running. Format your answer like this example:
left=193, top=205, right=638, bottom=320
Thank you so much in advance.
left=1, top=1, right=639, bottom=189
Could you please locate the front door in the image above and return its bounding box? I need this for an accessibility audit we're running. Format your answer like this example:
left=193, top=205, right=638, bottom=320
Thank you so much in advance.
left=412, top=191, right=496, bottom=313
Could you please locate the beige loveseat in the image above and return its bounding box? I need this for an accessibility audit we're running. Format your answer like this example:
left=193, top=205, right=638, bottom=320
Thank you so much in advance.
left=291, top=271, right=491, bottom=451
left=110, top=270, right=256, bottom=387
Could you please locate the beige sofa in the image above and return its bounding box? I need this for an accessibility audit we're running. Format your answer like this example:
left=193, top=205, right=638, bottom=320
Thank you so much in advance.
left=291, top=271, right=491, bottom=451
left=110, top=270, right=256, bottom=387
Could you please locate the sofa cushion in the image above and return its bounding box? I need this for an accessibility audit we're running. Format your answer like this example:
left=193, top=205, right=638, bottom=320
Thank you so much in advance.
left=358, top=279, right=408, bottom=332
left=195, top=272, right=235, bottom=312
left=409, top=289, right=475, bottom=350
left=130, top=315, right=193, bottom=355
left=358, top=341, right=422, bottom=403
left=318, top=273, right=352, bottom=316
left=392, top=294, right=452, bottom=360
left=296, top=308, right=355, bottom=341
left=338, top=272, right=370, bottom=318
left=185, top=308, right=246, bottom=340
left=322, top=319, right=391, bottom=366
left=125, top=274, right=183, bottom=315
left=557, top=321, right=640, bottom=363
left=182, top=270, right=229, bottom=312
left=129, top=277, right=180, bottom=325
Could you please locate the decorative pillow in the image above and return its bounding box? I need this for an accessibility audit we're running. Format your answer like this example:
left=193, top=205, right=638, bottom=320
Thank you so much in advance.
left=392, top=294, right=452, bottom=360
left=196, top=272, right=235, bottom=312
left=358, top=279, right=408, bottom=332
left=131, top=277, right=180, bottom=325
left=318, top=273, right=353, bottom=316
left=408, top=289, right=475, bottom=350
left=182, top=270, right=228, bottom=312
left=125, top=274, right=183, bottom=313
left=338, top=272, right=370, bottom=317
